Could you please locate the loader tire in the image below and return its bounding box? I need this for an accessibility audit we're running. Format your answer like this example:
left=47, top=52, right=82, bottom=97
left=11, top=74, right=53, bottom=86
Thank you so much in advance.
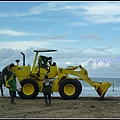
left=74, top=79, right=82, bottom=97
left=59, top=79, right=82, bottom=100
left=18, top=78, right=39, bottom=99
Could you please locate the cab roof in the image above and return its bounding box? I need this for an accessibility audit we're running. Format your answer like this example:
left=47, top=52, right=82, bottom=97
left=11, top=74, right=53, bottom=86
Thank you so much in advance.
left=34, top=49, right=57, bottom=52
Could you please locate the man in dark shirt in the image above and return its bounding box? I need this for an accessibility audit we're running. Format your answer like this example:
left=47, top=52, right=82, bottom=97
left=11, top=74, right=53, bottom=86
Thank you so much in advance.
left=37, top=56, right=52, bottom=76
left=2, top=63, right=14, bottom=86
left=38, top=55, right=52, bottom=68
left=42, top=75, right=53, bottom=106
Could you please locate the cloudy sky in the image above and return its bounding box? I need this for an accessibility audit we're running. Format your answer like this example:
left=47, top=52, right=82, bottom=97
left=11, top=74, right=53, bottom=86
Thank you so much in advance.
left=0, top=1, right=120, bottom=78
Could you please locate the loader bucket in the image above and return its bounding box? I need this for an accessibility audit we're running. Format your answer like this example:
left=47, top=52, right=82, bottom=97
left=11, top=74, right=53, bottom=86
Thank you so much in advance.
left=95, top=82, right=112, bottom=98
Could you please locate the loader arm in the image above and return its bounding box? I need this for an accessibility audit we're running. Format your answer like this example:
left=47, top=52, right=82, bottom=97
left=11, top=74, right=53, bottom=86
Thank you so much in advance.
left=60, top=65, right=113, bottom=98
left=61, top=65, right=96, bottom=87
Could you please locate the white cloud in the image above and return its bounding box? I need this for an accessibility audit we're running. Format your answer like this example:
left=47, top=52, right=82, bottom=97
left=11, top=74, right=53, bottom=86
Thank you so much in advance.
left=0, top=2, right=120, bottom=78
left=0, top=29, right=38, bottom=36
left=0, top=41, right=51, bottom=50
left=1, top=2, right=120, bottom=24
left=65, top=61, right=71, bottom=65
left=0, top=47, right=120, bottom=78
left=81, top=58, right=120, bottom=78
left=80, top=2, right=120, bottom=23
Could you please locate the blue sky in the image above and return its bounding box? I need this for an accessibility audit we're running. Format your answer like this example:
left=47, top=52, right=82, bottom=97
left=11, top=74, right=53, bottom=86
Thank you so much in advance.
left=0, top=1, right=120, bottom=78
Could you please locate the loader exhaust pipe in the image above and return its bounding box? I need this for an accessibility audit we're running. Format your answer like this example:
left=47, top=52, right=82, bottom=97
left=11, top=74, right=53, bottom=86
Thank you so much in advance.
left=21, top=52, right=25, bottom=66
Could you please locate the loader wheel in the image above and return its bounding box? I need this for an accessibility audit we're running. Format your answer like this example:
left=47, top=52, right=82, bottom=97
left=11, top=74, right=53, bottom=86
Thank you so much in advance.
left=59, top=79, right=82, bottom=100
left=18, top=78, right=39, bottom=99
left=74, top=79, right=82, bottom=97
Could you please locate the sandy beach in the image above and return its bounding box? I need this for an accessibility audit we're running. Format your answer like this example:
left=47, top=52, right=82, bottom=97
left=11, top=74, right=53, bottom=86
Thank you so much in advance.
left=0, top=96, right=120, bottom=119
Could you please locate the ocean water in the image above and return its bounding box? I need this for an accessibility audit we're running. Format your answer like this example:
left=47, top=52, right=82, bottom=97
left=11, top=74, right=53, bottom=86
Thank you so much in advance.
left=1, top=78, right=120, bottom=97
left=79, top=78, right=120, bottom=97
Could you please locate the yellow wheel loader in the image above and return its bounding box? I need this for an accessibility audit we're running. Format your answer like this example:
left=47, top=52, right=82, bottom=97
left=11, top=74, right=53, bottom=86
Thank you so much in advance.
left=5, top=49, right=113, bottom=99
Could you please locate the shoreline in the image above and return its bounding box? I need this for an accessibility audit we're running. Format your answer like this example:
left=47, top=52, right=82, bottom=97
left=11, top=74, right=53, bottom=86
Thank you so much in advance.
left=1, top=95, right=120, bottom=100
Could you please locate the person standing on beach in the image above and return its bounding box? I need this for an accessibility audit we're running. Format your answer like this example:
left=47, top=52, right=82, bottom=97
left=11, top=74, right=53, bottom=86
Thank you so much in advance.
left=7, top=74, right=17, bottom=104
left=42, top=75, right=53, bottom=106
left=0, top=71, right=4, bottom=96
left=2, top=63, right=14, bottom=86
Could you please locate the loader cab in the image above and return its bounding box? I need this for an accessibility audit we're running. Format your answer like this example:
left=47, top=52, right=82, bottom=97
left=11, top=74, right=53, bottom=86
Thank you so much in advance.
left=32, top=49, right=58, bottom=79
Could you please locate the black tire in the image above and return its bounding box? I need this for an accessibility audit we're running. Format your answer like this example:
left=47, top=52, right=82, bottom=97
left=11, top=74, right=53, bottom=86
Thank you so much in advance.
left=59, top=79, right=82, bottom=100
left=74, top=79, right=82, bottom=98
left=18, top=78, right=39, bottom=99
